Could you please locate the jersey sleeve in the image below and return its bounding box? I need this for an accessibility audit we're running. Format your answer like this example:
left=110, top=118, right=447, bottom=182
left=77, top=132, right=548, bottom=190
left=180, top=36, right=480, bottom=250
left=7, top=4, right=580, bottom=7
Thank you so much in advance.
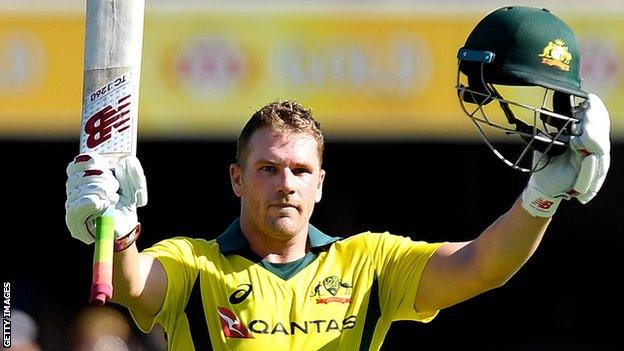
left=129, top=237, right=199, bottom=333
left=363, top=232, right=445, bottom=322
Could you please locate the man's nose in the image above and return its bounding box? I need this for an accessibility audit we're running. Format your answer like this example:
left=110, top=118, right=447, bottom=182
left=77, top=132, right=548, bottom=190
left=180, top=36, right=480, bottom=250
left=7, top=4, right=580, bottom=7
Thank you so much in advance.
left=277, top=168, right=296, bottom=195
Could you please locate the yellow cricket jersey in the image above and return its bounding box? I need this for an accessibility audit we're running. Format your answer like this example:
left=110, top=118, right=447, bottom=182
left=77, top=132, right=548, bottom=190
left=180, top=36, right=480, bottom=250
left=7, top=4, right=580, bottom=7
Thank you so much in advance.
left=131, top=219, right=444, bottom=351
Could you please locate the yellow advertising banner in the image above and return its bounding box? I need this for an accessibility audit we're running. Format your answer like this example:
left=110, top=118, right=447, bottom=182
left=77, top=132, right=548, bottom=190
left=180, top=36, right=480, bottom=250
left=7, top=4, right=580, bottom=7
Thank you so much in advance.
left=0, top=13, right=83, bottom=135
left=0, top=5, right=622, bottom=139
left=139, top=11, right=471, bottom=138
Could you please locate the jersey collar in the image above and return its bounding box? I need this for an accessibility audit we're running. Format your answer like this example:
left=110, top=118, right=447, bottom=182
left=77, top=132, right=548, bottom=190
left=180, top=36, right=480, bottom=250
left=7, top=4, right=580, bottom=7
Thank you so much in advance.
left=216, top=218, right=340, bottom=255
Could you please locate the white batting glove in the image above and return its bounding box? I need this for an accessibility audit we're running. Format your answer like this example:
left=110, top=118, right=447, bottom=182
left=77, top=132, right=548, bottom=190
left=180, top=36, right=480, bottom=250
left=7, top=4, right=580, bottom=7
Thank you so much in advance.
left=65, top=153, right=148, bottom=244
left=522, top=93, right=611, bottom=217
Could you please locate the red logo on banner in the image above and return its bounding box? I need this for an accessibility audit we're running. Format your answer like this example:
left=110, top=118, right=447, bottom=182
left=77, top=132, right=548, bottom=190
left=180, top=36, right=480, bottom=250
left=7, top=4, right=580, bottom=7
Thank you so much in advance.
left=217, top=307, right=253, bottom=339
left=84, top=95, right=131, bottom=148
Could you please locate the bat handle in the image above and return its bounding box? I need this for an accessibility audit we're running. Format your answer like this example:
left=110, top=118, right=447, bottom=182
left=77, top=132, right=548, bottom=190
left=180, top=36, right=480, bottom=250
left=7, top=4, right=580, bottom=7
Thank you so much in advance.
left=90, top=207, right=115, bottom=305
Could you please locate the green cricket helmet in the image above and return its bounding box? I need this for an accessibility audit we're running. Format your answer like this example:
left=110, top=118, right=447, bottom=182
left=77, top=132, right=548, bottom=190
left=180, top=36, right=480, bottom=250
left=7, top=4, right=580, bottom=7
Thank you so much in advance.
left=456, top=6, right=587, bottom=172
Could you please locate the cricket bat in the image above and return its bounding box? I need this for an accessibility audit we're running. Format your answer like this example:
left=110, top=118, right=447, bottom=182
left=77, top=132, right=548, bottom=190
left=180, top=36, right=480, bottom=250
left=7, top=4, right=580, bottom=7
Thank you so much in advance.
left=80, top=0, right=145, bottom=306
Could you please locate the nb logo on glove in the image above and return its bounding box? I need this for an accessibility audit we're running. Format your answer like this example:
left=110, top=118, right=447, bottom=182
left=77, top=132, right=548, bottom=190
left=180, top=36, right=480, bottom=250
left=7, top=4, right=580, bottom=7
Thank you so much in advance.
left=531, top=198, right=555, bottom=210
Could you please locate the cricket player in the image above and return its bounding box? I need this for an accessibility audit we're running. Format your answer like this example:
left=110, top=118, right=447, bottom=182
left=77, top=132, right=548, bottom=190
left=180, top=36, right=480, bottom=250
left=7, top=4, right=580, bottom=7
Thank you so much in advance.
left=64, top=6, right=610, bottom=351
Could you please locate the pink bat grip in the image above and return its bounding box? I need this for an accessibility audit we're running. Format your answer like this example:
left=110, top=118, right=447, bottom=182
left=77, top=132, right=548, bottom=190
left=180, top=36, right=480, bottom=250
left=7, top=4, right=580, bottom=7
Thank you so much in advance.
left=89, top=208, right=115, bottom=305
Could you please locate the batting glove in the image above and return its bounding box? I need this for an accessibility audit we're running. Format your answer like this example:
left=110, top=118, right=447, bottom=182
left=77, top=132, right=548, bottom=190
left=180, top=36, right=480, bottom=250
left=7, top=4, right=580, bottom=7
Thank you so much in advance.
left=522, top=93, right=611, bottom=217
left=65, top=153, right=148, bottom=244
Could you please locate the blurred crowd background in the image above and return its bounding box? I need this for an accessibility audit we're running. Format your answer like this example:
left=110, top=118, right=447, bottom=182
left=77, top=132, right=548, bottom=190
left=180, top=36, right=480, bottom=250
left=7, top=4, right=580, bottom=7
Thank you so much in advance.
left=2, top=0, right=622, bottom=350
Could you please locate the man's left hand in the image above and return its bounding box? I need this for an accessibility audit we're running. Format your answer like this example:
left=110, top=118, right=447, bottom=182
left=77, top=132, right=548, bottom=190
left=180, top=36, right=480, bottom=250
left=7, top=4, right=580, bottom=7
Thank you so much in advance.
left=522, top=93, right=611, bottom=217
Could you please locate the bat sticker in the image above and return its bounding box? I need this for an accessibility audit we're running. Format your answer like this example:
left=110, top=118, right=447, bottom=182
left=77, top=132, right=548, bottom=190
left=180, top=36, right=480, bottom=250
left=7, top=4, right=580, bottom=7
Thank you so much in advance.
left=81, top=72, right=135, bottom=154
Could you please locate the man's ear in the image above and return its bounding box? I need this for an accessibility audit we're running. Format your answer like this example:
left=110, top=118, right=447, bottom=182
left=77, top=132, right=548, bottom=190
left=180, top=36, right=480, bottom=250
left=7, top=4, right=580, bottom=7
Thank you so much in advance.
left=230, top=163, right=243, bottom=197
left=315, top=169, right=326, bottom=203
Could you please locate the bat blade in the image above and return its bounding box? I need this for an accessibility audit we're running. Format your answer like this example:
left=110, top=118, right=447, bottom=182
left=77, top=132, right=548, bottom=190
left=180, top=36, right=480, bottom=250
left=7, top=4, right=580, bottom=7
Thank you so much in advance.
left=81, top=0, right=144, bottom=158
left=80, top=0, right=145, bottom=306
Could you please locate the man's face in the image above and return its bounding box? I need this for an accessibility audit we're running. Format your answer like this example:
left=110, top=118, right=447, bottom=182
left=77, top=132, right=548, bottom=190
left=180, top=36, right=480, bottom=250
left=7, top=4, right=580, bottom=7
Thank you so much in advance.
left=230, top=127, right=325, bottom=241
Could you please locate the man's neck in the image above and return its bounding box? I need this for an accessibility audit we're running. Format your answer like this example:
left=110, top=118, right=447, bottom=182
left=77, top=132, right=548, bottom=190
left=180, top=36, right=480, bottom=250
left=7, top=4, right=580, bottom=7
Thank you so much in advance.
left=240, top=220, right=309, bottom=264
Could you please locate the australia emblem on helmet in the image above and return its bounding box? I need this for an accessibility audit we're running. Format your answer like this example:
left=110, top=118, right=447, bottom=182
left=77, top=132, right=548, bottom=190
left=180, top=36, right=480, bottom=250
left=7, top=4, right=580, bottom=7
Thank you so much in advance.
left=539, top=39, right=572, bottom=71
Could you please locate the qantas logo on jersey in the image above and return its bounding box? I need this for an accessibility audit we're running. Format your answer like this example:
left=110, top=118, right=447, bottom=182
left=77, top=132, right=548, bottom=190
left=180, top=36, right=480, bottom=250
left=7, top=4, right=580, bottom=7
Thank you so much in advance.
left=216, top=307, right=357, bottom=338
left=248, top=315, right=356, bottom=335
left=84, top=94, right=132, bottom=148
left=310, top=275, right=353, bottom=304
left=217, top=307, right=253, bottom=339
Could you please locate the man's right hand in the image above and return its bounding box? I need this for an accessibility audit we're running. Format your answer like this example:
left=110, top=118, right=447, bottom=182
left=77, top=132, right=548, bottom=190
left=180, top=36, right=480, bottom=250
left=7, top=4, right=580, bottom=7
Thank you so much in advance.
left=65, top=153, right=147, bottom=245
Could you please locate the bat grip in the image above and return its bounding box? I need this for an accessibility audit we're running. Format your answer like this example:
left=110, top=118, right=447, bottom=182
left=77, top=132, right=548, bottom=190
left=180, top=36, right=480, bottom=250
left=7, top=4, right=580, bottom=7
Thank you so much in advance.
left=90, top=207, right=115, bottom=305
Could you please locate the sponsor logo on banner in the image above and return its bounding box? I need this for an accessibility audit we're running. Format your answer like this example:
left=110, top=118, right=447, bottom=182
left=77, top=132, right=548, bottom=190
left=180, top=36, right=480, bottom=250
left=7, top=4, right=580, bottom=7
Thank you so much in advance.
left=273, top=38, right=432, bottom=96
left=0, top=32, right=45, bottom=93
left=580, top=38, right=621, bottom=93
left=168, top=36, right=250, bottom=99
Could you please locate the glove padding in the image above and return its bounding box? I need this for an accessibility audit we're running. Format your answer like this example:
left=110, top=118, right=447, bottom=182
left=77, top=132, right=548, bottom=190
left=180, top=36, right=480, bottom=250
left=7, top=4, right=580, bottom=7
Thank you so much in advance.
left=65, top=153, right=147, bottom=244
left=523, top=93, right=610, bottom=217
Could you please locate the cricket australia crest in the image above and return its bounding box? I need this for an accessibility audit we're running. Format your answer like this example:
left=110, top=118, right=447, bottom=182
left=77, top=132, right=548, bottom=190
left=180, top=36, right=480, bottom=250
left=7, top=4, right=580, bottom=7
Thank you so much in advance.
left=310, top=275, right=353, bottom=304
left=539, top=38, right=572, bottom=71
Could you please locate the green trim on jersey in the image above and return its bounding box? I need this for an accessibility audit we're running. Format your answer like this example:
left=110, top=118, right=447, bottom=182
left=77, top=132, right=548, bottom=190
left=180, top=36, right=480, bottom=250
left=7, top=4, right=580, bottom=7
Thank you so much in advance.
left=259, top=251, right=319, bottom=280
left=131, top=221, right=444, bottom=351
left=217, top=218, right=340, bottom=255
left=217, top=219, right=339, bottom=279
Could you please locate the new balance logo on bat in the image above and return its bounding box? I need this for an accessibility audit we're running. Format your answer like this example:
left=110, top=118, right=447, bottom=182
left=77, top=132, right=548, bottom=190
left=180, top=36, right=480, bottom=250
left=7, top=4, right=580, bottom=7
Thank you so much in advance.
left=84, top=95, right=132, bottom=148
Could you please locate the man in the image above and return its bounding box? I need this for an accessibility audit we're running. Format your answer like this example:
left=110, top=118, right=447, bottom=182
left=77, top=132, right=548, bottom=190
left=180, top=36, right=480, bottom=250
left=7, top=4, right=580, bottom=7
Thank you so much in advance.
left=65, top=6, right=610, bottom=351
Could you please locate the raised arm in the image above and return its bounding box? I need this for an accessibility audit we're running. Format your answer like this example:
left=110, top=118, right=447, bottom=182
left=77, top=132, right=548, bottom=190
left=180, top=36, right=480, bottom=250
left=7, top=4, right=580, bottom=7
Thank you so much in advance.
left=65, top=153, right=166, bottom=317
left=415, top=93, right=610, bottom=313
left=415, top=198, right=548, bottom=312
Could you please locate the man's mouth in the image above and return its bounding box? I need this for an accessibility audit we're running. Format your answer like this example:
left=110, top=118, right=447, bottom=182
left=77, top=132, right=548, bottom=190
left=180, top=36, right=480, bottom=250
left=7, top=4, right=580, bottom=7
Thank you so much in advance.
left=271, top=203, right=298, bottom=210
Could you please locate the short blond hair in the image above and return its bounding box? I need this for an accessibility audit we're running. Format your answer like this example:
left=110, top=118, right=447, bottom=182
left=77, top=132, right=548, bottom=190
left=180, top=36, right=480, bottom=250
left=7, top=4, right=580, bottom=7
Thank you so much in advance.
left=236, top=100, right=324, bottom=165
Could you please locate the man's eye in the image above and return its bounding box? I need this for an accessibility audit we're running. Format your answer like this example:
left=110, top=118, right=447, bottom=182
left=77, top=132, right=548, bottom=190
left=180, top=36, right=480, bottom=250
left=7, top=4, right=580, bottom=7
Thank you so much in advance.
left=292, top=168, right=310, bottom=175
left=260, top=165, right=276, bottom=172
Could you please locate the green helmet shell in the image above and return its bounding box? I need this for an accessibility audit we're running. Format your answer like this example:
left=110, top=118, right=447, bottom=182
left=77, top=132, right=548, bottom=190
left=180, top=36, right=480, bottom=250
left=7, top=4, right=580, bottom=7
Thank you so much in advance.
left=459, top=6, right=587, bottom=98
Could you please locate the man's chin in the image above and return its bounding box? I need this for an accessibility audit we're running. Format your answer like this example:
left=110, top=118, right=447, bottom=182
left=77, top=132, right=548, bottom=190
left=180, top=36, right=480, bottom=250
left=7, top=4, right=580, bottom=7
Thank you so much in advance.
left=269, top=217, right=304, bottom=238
